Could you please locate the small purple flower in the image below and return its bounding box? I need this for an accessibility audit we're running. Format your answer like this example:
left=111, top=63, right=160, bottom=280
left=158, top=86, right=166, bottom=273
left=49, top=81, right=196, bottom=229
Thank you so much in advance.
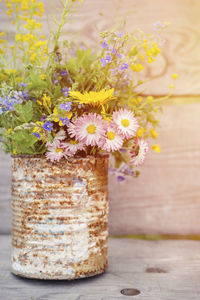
left=60, top=70, right=68, bottom=77
left=105, top=54, right=112, bottom=63
left=117, top=32, right=124, bottom=38
left=119, top=63, right=129, bottom=71
left=100, top=54, right=112, bottom=67
left=40, top=115, right=46, bottom=122
left=19, top=83, right=28, bottom=87
left=117, top=175, right=125, bottom=182
left=53, top=72, right=59, bottom=85
left=33, top=132, right=41, bottom=139
left=22, top=90, right=29, bottom=100
left=43, top=121, right=53, bottom=132
left=116, top=53, right=123, bottom=59
left=100, top=58, right=107, bottom=67
left=60, top=102, right=71, bottom=111
left=62, top=87, right=69, bottom=97
left=101, top=41, right=108, bottom=49
left=59, top=117, right=69, bottom=126
left=110, top=47, right=117, bottom=54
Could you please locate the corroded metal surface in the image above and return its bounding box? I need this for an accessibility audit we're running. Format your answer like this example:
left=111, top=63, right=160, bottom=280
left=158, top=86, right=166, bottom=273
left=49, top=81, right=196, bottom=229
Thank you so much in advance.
left=11, top=155, right=108, bottom=280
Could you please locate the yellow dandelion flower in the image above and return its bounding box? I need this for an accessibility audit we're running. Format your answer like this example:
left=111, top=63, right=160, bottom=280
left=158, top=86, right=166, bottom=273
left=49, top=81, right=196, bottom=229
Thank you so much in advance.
left=152, top=144, right=160, bottom=153
left=0, top=32, right=5, bottom=37
left=69, top=88, right=115, bottom=106
left=169, top=84, right=174, bottom=89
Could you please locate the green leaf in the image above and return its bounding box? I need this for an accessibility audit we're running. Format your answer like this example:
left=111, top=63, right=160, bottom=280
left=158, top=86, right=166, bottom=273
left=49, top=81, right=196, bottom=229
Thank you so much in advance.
left=15, top=101, right=33, bottom=123
left=12, top=129, right=37, bottom=154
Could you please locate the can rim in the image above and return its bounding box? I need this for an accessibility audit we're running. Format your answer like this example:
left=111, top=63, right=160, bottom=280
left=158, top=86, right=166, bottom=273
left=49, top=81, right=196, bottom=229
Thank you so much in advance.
left=11, top=153, right=109, bottom=159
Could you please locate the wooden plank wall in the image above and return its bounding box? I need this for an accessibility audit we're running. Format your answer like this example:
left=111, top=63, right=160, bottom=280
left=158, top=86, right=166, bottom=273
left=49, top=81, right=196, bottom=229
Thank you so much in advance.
left=0, top=0, right=200, bottom=235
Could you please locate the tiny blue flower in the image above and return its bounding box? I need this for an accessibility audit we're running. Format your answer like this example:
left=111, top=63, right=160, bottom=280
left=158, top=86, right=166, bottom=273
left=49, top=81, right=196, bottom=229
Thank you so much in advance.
left=60, top=70, right=68, bottom=77
left=33, top=132, right=41, bottom=139
left=110, top=47, right=117, bottom=54
left=119, top=63, right=129, bottom=71
left=59, top=117, right=69, bottom=126
left=100, top=58, right=107, bottom=67
left=40, top=115, right=46, bottom=122
left=22, top=90, right=29, bottom=100
left=105, top=54, right=112, bottom=63
left=101, top=41, right=108, bottom=49
left=0, top=107, right=5, bottom=115
left=53, top=79, right=59, bottom=85
left=117, top=53, right=123, bottom=59
left=60, top=102, right=71, bottom=111
left=62, top=87, right=69, bottom=97
left=117, top=32, right=124, bottom=38
left=43, top=121, right=53, bottom=132
left=117, top=175, right=125, bottom=182
left=18, top=83, right=28, bottom=87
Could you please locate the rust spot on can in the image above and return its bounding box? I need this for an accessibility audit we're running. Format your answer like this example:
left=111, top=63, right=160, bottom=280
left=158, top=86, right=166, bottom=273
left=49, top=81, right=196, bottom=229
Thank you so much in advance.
left=11, top=154, right=109, bottom=280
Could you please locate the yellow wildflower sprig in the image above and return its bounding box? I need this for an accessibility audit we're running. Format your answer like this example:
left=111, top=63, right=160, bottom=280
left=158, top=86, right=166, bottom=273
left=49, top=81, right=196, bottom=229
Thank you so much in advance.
left=37, top=94, right=52, bottom=114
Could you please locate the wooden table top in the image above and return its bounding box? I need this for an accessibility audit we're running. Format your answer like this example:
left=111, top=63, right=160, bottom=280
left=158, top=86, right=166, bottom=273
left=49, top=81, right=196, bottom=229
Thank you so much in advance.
left=1, top=235, right=200, bottom=300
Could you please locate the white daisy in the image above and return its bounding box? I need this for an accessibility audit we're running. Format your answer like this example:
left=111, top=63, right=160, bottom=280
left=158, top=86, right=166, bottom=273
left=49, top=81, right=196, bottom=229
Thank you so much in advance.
left=112, top=108, right=139, bottom=139
left=100, top=125, right=124, bottom=152
left=46, top=140, right=69, bottom=162
left=64, top=139, right=85, bottom=156
left=69, top=113, right=106, bottom=146
left=130, top=138, right=149, bottom=166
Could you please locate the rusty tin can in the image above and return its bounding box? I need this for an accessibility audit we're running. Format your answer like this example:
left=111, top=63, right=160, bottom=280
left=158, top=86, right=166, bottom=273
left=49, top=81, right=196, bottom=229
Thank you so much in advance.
left=11, top=154, right=109, bottom=280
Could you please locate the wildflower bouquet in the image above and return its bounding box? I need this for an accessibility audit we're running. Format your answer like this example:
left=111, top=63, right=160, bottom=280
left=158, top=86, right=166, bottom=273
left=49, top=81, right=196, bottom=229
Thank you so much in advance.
left=0, top=0, right=177, bottom=180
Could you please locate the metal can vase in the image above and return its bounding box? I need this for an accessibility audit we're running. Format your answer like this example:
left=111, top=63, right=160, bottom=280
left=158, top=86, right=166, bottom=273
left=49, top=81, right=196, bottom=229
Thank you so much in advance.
left=11, top=154, right=109, bottom=280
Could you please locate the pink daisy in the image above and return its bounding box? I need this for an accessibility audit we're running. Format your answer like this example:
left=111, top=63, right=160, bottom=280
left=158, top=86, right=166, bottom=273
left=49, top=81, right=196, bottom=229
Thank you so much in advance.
left=47, top=129, right=66, bottom=148
left=67, top=122, right=76, bottom=138
left=64, top=139, right=85, bottom=156
left=46, top=140, right=69, bottom=162
left=111, top=108, right=139, bottom=139
left=130, top=138, right=149, bottom=166
left=100, top=125, right=124, bottom=152
left=68, top=113, right=106, bottom=146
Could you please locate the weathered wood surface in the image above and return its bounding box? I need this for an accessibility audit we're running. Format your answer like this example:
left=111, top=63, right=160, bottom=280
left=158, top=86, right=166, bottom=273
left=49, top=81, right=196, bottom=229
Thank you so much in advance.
left=1, top=236, right=200, bottom=300
left=1, top=0, right=200, bottom=95
left=1, top=101, right=200, bottom=235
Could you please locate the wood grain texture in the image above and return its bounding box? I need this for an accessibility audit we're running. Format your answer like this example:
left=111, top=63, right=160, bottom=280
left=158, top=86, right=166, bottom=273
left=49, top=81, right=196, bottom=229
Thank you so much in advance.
left=1, top=0, right=200, bottom=95
left=109, top=102, right=200, bottom=235
left=0, top=101, right=200, bottom=235
left=1, top=235, right=200, bottom=299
